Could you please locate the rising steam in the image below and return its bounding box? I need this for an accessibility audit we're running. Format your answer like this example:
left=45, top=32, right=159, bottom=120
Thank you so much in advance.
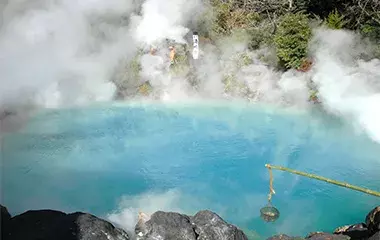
left=1, top=0, right=380, bottom=145
left=0, top=0, right=137, bottom=133
left=310, top=28, right=380, bottom=143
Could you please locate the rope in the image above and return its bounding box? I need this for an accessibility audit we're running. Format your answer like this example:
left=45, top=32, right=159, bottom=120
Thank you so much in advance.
left=267, top=165, right=276, bottom=203
left=265, top=164, right=380, bottom=198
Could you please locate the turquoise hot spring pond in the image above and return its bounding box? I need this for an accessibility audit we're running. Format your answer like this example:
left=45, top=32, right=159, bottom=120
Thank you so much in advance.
left=1, top=101, right=380, bottom=239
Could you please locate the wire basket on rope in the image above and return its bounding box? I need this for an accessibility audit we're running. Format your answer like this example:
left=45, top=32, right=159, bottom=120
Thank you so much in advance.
left=260, top=164, right=280, bottom=222
left=260, top=203, right=280, bottom=222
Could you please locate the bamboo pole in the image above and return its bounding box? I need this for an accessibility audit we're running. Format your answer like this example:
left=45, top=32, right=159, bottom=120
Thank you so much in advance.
left=265, top=164, right=380, bottom=198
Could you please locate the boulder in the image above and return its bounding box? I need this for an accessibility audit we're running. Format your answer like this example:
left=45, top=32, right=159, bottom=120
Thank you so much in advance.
left=267, top=234, right=304, bottom=240
left=333, top=223, right=369, bottom=240
left=191, top=210, right=248, bottom=240
left=135, top=211, right=150, bottom=238
left=366, top=206, right=380, bottom=235
left=3, top=209, right=129, bottom=240
left=1, top=205, right=12, bottom=239
left=1, top=205, right=11, bottom=225
left=135, top=210, right=248, bottom=240
left=135, top=211, right=196, bottom=240
left=368, top=231, right=379, bottom=240
left=306, top=232, right=350, bottom=240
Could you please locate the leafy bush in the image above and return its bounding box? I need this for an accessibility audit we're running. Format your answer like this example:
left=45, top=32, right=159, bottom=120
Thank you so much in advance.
left=274, top=12, right=312, bottom=69
left=138, top=82, right=152, bottom=96
left=111, top=50, right=143, bottom=98
left=361, top=22, right=380, bottom=41
left=239, top=53, right=254, bottom=66
left=211, top=2, right=233, bottom=37
left=169, top=44, right=191, bottom=77
left=210, top=1, right=260, bottom=39
left=324, top=9, right=348, bottom=29
left=129, top=54, right=142, bottom=80
left=248, top=20, right=276, bottom=49
left=309, top=89, right=319, bottom=103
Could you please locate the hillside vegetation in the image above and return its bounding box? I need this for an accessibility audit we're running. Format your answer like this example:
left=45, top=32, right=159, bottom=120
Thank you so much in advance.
left=116, top=0, right=380, bottom=101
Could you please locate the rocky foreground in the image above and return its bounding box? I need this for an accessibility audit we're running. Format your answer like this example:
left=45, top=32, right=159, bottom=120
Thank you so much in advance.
left=1, top=205, right=379, bottom=240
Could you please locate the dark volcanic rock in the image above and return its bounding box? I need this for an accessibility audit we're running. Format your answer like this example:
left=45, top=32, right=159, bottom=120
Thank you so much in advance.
left=1, top=205, right=12, bottom=239
left=265, top=206, right=380, bottom=240
left=68, top=213, right=130, bottom=240
left=333, top=223, right=369, bottom=240
left=191, top=210, right=248, bottom=240
left=267, top=234, right=304, bottom=240
left=306, top=232, right=350, bottom=240
left=135, top=210, right=248, bottom=240
left=368, top=231, right=380, bottom=240
left=3, top=209, right=129, bottom=240
left=366, top=206, right=380, bottom=235
left=135, top=211, right=196, bottom=240
left=1, top=205, right=11, bottom=225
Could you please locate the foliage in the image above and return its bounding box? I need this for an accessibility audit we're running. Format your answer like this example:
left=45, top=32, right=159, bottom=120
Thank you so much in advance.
left=111, top=50, right=144, bottom=99
left=309, top=89, right=319, bottom=103
left=298, top=58, right=313, bottom=72
left=211, top=2, right=234, bottom=36
left=169, top=44, right=191, bottom=76
left=324, top=9, right=348, bottom=29
left=299, top=0, right=348, bottom=19
left=194, top=7, right=215, bottom=39
left=223, top=74, right=237, bottom=93
left=209, top=0, right=284, bottom=49
left=222, top=72, right=253, bottom=99
left=247, top=20, right=276, bottom=49
left=274, top=12, right=312, bottom=69
left=360, top=22, right=380, bottom=41
left=138, top=82, right=152, bottom=96
left=222, top=74, right=246, bottom=94
left=209, top=1, right=261, bottom=39
left=239, top=52, right=254, bottom=66
left=128, top=54, right=142, bottom=80
left=114, top=0, right=380, bottom=102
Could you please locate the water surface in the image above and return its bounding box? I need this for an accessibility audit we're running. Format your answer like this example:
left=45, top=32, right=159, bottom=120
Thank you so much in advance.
left=2, top=101, right=380, bottom=239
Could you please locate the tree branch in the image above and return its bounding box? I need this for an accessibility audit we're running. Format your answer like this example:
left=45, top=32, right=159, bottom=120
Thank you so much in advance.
left=358, top=0, right=380, bottom=25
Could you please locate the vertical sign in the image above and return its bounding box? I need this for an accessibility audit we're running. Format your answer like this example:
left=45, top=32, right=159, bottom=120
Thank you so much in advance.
left=192, top=31, right=199, bottom=60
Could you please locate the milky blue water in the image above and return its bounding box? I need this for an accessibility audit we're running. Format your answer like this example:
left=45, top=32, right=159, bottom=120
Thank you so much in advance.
left=2, top=101, right=380, bottom=239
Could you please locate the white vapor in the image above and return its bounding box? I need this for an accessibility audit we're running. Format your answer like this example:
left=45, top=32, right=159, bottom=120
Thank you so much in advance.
left=131, top=0, right=199, bottom=45
left=0, top=0, right=136, bottom=108
left=106, top=189, right=207, bottom=237
left=1, top=0, right=380, bottom=147
left=0, top=0, right=142, bottom=135
left=310, top=28, right=380, bottom=143
left=106, top=189, right=259, bottom=237
left=106, top=190, right=185, bottom=235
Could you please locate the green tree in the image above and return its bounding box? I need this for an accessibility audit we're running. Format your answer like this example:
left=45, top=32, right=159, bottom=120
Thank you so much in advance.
left=209, top=0, right=261, bottom=39
left=324, top=9, right=348, bottom=29
left=274, top=12, right=312, bottom=69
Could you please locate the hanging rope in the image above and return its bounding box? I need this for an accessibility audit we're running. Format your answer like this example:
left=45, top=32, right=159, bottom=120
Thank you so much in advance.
left=265, top=164, right=380, bottom=198
left=266, top=164, right=276, bottom=203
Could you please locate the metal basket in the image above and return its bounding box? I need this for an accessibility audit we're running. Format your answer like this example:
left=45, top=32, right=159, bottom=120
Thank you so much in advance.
left=260, top=204, right=280, bottom=222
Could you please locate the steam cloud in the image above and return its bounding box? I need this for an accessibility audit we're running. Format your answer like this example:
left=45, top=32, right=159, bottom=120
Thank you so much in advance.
left=106, top=190, right=191, bottom=237
left=310, top=28, right=380, bottom=143
left=1, top=0, right=380, bottom=144
left=2, top=2, right=380, bottom=238
left=0, top=0, right=137, bottom=133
